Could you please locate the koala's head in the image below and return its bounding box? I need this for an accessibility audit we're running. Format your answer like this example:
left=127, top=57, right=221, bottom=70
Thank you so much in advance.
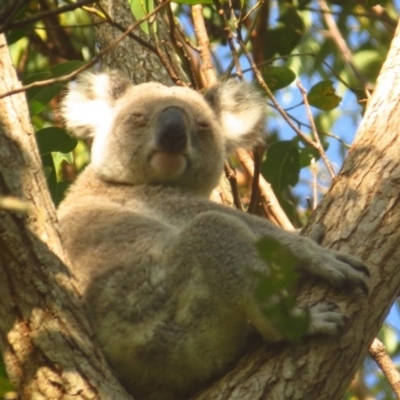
left=61, top=70, right=265, bottom=197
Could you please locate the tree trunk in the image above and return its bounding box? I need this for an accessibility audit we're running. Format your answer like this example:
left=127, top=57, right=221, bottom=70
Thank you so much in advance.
left=192, top=19, right=400, bottom=400
left=92, top=0, right=185, bottom=86
left=0, top=33, right=131, bottom=399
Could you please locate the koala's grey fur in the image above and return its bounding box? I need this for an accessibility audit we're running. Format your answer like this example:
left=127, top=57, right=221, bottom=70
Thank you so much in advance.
left=58, top=71, right=369, bottom=400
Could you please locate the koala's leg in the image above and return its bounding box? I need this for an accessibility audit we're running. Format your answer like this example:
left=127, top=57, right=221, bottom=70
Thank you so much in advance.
left=166, top=211, right=347, bottom=342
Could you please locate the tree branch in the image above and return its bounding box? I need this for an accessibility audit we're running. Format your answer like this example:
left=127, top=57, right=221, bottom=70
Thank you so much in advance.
left=0, top=33, right=130, bottom=399
left=369, top=338, right=400, bottom=397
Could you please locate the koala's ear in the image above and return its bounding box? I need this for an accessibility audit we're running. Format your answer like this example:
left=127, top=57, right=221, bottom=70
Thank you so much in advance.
left=61, top=70, right=131, bottom=139
left=204, top=80, right=266, bottom=152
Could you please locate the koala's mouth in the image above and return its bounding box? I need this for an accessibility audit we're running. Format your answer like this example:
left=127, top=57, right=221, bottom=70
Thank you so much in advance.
left=149, top=151, right=188, bottom=182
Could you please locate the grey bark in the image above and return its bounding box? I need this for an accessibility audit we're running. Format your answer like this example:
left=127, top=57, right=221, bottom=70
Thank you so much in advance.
left=92, top=0, right=185, bottom=85
left=0, top=33, right=131, bottom=399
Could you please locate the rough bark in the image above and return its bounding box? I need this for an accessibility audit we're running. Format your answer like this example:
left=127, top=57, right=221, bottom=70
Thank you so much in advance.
left=92, top=0, right=185, bottom=86
left=0, top=34, right=131, bottom=399
left=192, top=18, right=400, bottom=400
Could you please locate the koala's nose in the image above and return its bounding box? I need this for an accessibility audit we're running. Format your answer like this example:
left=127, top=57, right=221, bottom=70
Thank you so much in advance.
left=156, top=107, right=189, bottom=153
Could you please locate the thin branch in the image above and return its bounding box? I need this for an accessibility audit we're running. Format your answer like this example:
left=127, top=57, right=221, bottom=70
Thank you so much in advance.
left=369, top=338, right=400, bottom=398
left=166, top=6, right=199, bottom=89
left=221, top=8, right=259, bottom=80
left=224, top=162, right=243, bottom=211
left=0, top=0, right=171, bottom=99
left=0, top=196, right=31, bottom=213
left=241, top=0, right=262, bottom=23
left=167, top=14, right=199, bottom=89
left=247, top=148, right=262, bottom=215
left=192, top=4, right=217, bottom=86
left=0, top=0, right=96, bottom=33
left=86, top=5, right=158, bottom=54
left=249, top=0, right=268, bottom=67
left=216, top=1, right=293, bottom=229
left=274, top=105, right=350, bottom=148
left=311, top=158, right=317, bottom=210
left=170, top=14, right=199, bottom=53
left=0, top=0, right=28, bottom=33
left=233, top=32, right=337, bottom=181
left=217, top=2, right=243, bottom=80
left=148, top=13, right=187, bottom=87
left=296, top=80, right=335, bottom=179
left=317, top=0, right=371, bottom=90
left=236, top=149, right=295, bottom=231
left=239, top=52, right=354, bottom=92
left=305, top=6, right=397, bottom=28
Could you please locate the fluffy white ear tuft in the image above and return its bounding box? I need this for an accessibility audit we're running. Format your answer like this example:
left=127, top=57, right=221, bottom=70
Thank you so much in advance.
left=60, top=71, right=131, bottom=139
left=204, top=80, right=266, bottom=152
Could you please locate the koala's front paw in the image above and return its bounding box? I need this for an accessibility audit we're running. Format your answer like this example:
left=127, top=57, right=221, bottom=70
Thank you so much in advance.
left=303, top=244, right=370, bottom=295
left=307, top=302, right=347, bottom=336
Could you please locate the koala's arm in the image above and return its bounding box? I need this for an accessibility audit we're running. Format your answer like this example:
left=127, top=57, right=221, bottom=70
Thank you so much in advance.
left=146, top=188, right=369, bottom=295
left=240, top=211, right=369, bottom=292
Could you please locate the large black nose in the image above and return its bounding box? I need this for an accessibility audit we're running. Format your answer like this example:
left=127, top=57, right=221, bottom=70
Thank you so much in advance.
left=155, top=107, right=189, bottom=153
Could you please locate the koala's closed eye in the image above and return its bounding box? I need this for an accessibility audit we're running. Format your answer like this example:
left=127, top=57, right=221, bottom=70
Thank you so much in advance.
left=197, top=120, right=212, bottom=131
left=126, top=111, right=149, bottom=128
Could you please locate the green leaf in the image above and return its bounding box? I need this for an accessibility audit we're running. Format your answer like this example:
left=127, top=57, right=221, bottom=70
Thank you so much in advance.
left=307, top=80, right=341, bottom=111
left=0, top=357, right=13, bottom=395
left=26, top=62, right=87, bottom=116
left=264, top=4, right=304, bottom=59
left=256, top=237, right=299, bottom=294
left=262, top=66, right=296, bottom=91
left=173, top=0, right=213, bottom=3
left=278, top=5, right=304, bottom=32
left=41, top=153, right=57, bottom=202
left=53, top=181, right=72, bottom=206
left=298, top=0, right=312, bottom=9
left=366, top=0, right=388, bottom=6
left=298, top=145, right=320, bottom=168
left=40, top=154, right=71, bottom=205
left=24, top=72, right=52, bottom=100
left=261, top=140, right=300, bottom=193
left=129, top=0, right=156, bottom=34
left=0, top=375, right=14, bottom=397
left=254, top=237, right=307, bottom=341
left=51, top=60, right=87, bottom=77
left=352, top=50, right=382, bottom=82
left=6, top=28, right=26, bottom=45
left=265, top=26, right=301, bottom=59
left=29, top=84, right=63, bottom=116
left=36, top=127, right=77, bottom=155
left=261, top=141, right=300, bottom=222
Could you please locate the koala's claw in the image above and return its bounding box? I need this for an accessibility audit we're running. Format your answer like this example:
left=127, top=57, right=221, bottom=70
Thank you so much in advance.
left=333, top=253, right=370, bottom=295
left=344, top=274, right=369, bottom=296
left=336, top=254, right=370, bottom=277
left=308, top=302, right=347, bottom=336
left=303, top=246, right=370, bottom=295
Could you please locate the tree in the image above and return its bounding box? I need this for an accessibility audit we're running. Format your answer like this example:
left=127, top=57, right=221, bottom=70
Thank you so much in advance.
left=0, top=0, right=399, bottom=399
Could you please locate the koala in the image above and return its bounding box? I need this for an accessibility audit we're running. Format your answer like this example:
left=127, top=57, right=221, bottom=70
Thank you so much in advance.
left=58, top=71, right=369, bottom=400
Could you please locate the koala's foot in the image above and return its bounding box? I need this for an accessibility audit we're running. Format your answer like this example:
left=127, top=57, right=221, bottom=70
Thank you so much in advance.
left=302, top=244, right=370, bottom=295
left=307, top=302, right=347, bottom=336
left=323, top=251, right=369, bottom=294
